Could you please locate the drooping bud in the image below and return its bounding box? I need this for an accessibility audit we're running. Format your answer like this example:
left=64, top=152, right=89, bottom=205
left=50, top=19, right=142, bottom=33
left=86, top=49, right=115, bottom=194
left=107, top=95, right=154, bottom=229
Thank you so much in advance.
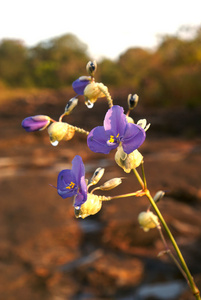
left=153, top=190, right=165, bottom=203
left=115, top=145, right=143, bottom=173
left=64, top=97, right=78, bottom=115
left=86, top=60, right=97, bottom=77
left=47, top=122, right=75, bottom=146
left=22, top=115, right=51, bottom=132
left=84, top=82, right=108, bottom=105
left=89, top=167, right=105, bottom=185
left=127, top=94, right=139, bottom=110
left=138, top=211, right=160, bottom=232
left=98, top=178, right=122, bottom=191
left=74, top=194, right=102, bottom=219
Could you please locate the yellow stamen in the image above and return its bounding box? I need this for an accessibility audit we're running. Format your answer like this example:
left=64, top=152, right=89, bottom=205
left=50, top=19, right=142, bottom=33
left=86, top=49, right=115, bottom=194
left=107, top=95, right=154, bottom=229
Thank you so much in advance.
left=108, top=135, right=115, bottom=143
left=66, top=182, right=75, bottom=189
left=108, top=133, right=120, bottom=143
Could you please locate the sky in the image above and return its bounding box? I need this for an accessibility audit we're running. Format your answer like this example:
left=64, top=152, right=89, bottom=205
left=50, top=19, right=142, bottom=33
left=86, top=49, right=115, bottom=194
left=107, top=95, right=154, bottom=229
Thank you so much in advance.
left=1, top=0, right=201, bottom=61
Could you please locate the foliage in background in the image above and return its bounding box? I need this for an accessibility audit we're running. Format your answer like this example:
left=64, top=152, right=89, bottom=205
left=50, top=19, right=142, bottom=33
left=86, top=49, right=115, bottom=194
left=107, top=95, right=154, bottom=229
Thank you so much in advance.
left=0, top=27, right=201, bottom=107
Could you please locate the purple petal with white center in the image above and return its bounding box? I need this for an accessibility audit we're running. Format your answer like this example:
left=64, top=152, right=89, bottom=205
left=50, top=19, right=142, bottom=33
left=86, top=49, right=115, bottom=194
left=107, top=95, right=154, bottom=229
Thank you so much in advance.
left=103, top=105, right=127, bottom=137
left=72, top=78, right=90, bottom=95
left=122, top=123, right=146, bottom=154
left=22, top=115, right=50, bottom=132
left=74, top=176, right=88, bottom=208
left=87, top=126, right=117, bottom=154
left=71, top=155, right=87, bottom=204
left=71, top=155, right=85, bottom=183
left=57, top=169, right=78, bottom=199
left=74, top=193, right=85, bottom=208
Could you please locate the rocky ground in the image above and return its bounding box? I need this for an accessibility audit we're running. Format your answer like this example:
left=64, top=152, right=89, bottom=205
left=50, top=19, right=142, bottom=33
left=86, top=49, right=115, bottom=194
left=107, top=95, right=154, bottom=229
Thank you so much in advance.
left=0, top=90, right=201, bottom=299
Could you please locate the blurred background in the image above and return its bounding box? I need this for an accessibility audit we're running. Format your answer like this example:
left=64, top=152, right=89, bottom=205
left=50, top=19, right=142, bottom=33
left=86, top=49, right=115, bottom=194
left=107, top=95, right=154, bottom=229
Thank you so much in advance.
left=0, top=0, right=201, bottom=299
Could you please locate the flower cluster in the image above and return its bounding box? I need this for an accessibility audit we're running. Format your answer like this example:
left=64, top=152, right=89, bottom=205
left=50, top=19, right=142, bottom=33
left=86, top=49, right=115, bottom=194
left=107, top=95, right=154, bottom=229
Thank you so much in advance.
left=21, top=61, right=201, bottom=298
left=21, top=61, right=148, bottom=218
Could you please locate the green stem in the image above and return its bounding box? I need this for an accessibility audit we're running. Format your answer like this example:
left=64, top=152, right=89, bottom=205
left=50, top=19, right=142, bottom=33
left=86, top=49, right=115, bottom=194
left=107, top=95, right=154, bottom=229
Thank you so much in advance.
left=147, top=190, right=200, bottom=299
left=133, top=167, right=201, bottom=300
left=95, top=191, right=142, bottom=202
left=141, top=162, right=147, bottom=190
left=133, top=168, right=145, bottom=189
left=156, top=224, right=188, bottom=281
left=109, top=191, right=141, bottom=200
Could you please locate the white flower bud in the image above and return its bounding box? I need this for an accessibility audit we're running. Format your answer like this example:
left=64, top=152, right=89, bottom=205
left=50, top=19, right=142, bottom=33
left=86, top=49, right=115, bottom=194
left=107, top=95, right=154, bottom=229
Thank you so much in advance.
left=138, top=211, right=159, bottom=232
left=127, top=94, right=139, bottom=110
left=84, top=82, right=107, bottom=104
left=153, top=190, right=165, bottom=203
left=47, top=122, right=75, bottom=145
left=64, top=97, right=78, bottom=115
left=74, top=194, right=102, bottom=219
left=115, top=145, right=143, bottom=173
left=89, top=167, right=105, bottom=185
left=137, top=119, right=151, bottom=131
left=86, top=60, right=97, bottom=76
left=99, top=178, right=122, bottom=191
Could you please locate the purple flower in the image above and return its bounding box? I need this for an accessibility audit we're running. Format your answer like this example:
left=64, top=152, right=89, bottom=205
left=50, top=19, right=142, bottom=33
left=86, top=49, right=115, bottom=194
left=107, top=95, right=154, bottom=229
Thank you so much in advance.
left=87, top=105, right=146, bottom=154
left=22, top=115, right=51, bottom=132
left=57, top=155, right=87, bottom=208
left=72, top=77, right=90, bottom=95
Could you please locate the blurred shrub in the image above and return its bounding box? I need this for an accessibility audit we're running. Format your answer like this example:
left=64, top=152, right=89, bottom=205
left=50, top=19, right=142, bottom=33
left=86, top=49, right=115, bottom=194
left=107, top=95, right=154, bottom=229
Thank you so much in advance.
left=0, top=27, right=201, bottom=108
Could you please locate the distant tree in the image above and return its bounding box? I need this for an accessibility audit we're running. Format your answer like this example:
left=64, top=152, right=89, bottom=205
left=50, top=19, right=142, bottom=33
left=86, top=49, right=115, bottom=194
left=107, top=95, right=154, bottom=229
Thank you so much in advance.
left=117, top=47, right=152, bottom=89
left=0, top=39, right=28, bottom=86
left=28, top=34, right=89, bottom=88
left=99, top=58, right=123, bottom=86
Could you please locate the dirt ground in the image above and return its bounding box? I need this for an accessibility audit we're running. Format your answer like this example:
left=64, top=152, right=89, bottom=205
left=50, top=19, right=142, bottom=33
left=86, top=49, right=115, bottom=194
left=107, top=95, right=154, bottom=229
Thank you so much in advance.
left=0, top=91, right=201, bottom=299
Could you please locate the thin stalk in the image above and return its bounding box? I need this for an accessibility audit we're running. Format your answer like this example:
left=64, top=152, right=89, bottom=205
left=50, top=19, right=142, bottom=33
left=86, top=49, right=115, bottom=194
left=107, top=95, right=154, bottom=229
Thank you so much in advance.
left=68, top=124, right=89, bottom=136
left=146, top=190, right=200, bottom=299
left=133, top=167, right=201, bottom=300
left=59, top=113, right=66, bottom=122
left=98, top=84, right=113, bottom=108
left=109, top=191, right=142, bottom=200
left=94, top=191, right=144, bottom=202
left=133, top=168, right=145, bottom=189
left=141, top=162, right=147, bottom=190
left=156, top=224, right=188, bottom=281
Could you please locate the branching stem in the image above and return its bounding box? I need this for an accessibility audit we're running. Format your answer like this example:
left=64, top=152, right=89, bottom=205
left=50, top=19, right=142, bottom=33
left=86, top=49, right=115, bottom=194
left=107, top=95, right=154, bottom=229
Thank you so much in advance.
left=133, top=166, right=201, bottom=300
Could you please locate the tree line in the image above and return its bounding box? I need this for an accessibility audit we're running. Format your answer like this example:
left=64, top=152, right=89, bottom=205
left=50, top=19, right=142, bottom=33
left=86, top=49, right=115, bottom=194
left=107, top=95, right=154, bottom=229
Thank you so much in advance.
left=0, top=28, right=201, bottom=107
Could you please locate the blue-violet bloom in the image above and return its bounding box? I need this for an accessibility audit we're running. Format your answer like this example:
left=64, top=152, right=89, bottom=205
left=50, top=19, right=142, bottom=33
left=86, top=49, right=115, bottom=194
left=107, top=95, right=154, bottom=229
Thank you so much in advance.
left=87, top=105, right=146, bottom=154
left=72, top=76, right=91, bottom=95
left=57, top=155, right=87, bottom=208
left=22, top=115, right=51, bottom=132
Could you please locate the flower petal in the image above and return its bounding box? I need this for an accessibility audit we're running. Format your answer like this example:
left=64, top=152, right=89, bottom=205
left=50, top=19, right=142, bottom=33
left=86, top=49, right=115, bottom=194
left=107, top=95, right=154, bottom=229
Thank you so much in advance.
left=103, top=105, right=127, bottom=137
left=122, top=123, right=146, bottom=154
left=74, top=176, right=88, bottom=208
left=71, top=155, right=87, bottom=206
left=72, top=78, right=90, bottom=95
left=71, top=155, right=85, bottom=183
left=22, top=115, right=50, bottom=132
left=57, top=169, right=78, bottom=199
left=74, top=193, right=85, bottom=208
left=87, top=126, right=117, bottom=154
